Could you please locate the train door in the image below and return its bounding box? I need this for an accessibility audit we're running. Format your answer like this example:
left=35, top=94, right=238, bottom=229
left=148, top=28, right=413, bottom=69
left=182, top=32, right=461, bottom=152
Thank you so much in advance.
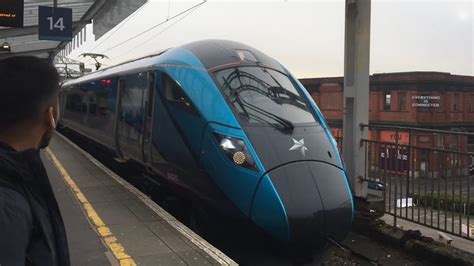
left=58, top=86, right=68, bottom=124
left=115, top=72, right=148, bottom=161
left=115, top=78, right=125, bottom=158
left=142, top=71, right=155, bottom=164
left=150, top=72, right=203, bottom=171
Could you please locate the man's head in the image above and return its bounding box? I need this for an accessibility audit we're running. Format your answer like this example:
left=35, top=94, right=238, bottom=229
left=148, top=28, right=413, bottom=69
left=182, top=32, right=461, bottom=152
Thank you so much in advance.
left=0, top=56, right=60, bottom=150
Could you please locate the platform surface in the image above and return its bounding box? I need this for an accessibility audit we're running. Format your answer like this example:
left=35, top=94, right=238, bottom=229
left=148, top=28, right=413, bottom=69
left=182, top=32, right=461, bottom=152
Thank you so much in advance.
left=43, top=134, right=235, bottom=266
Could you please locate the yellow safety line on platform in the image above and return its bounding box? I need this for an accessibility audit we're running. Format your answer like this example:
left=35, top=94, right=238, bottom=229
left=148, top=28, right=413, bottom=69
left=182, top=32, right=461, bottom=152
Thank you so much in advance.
left=46, top=148, right=136, bottom=266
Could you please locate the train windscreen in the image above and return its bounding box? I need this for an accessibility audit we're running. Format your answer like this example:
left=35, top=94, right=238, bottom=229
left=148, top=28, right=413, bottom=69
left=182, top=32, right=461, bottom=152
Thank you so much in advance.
left=214, top=67, right=317, bottom=127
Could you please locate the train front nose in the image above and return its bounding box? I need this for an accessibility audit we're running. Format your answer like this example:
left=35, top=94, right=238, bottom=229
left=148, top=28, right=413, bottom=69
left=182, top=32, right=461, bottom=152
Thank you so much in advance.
left=250, top=161, right=353, bottom=247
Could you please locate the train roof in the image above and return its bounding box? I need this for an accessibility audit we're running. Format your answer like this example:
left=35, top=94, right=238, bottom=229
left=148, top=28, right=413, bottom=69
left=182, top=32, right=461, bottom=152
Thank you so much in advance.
left=180, top=39, right=282, bottom=72
left=62, top=39, right=284, bottom=86
left=62, top=49, right=171, bottom=86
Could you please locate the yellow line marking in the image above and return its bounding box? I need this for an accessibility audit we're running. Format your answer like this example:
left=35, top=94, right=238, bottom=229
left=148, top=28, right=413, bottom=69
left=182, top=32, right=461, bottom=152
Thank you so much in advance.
left=46, top=148, right=136, bottom=266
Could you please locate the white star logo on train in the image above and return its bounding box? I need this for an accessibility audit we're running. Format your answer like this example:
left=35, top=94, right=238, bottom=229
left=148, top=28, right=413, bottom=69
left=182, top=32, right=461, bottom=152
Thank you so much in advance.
left=289, top=138, right=308, bottom=157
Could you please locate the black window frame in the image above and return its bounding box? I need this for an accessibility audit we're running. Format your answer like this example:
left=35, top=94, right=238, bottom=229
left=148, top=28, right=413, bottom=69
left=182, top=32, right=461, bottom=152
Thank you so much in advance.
left=470, top=94, right=474, bottom=113
left=453, top=92, right=460, bottom=112
left=398, top=92, right=406, bottom=111
left=383, top=92, right=391, bottom=111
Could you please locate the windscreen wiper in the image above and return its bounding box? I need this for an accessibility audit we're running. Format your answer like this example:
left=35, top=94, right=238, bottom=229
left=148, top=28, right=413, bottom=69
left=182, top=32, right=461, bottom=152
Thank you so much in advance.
left=236, top=93, right=294, bottom=131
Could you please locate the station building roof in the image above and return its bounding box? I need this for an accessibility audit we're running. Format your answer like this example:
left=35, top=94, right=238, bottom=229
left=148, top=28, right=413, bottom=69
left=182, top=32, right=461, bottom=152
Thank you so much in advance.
left=0, top=0, right=108, bottom=61
left=300, top=71, right=474, bottom=91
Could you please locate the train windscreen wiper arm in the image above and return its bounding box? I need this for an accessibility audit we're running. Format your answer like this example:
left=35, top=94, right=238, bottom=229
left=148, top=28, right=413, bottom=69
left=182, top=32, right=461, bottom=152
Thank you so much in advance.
left=238, top=95, right=295, bottom=131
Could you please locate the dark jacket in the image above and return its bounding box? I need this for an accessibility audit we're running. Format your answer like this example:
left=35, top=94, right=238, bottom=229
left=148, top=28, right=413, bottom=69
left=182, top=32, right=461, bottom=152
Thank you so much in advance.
left=0, top=142, right=70, bottom=266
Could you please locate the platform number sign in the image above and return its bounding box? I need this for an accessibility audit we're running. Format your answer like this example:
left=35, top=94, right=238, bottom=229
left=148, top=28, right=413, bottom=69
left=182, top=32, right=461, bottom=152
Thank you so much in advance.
left=38, top=6, right=72, bottom=41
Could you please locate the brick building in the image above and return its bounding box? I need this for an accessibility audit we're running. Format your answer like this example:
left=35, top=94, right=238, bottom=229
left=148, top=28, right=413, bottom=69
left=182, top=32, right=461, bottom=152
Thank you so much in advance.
left=301, top=71, right=474, bottom=128
left=300, top=71, right=474, bottom=177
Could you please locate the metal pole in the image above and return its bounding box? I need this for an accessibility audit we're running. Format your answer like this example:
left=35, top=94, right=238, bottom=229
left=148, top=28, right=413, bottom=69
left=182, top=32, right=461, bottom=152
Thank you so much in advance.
left=343, top=0, right=371, bottom=198
left=54, top=0, right=58, bottom=8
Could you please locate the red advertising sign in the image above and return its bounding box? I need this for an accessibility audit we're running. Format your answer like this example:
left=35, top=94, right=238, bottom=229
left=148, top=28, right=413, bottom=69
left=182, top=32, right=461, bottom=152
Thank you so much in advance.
left=330, top=128, right=343, bottom=138
left=380, top=131, right=410, bottom=144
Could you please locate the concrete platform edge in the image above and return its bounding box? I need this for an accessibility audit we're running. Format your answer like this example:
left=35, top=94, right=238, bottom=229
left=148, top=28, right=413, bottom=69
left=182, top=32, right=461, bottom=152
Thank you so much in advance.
left=54, top=132, right=238, bottom=266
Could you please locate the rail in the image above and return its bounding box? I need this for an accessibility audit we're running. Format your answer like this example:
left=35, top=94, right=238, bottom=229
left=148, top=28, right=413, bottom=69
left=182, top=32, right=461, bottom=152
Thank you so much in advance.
left=360, top=123, right=474, bottom=136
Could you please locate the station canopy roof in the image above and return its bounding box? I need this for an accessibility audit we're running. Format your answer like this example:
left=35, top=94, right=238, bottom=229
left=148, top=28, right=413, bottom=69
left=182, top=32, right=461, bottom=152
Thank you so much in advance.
left=0, top=0, right=145, bottom=61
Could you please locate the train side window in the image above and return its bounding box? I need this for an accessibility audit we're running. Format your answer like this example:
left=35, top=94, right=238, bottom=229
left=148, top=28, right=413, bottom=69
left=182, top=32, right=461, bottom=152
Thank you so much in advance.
left=65, top=85, right=82, bottom=113
left=162, top=74, right=198, bottom=115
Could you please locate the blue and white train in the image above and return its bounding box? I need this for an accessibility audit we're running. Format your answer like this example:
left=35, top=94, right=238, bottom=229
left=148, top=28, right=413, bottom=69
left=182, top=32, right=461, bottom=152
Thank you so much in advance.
left=60, top=40, right=354, bottom=248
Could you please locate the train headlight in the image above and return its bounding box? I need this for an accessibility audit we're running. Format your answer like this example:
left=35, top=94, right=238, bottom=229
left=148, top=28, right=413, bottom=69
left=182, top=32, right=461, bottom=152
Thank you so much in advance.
left=214, top=133, right=258, bottom=171
left=233, top=151, right=246, bottom=165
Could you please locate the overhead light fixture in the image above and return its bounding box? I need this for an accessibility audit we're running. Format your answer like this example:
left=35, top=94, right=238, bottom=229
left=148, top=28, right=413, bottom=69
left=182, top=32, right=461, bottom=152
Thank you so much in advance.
left=0, top=42, right=11, bottom=52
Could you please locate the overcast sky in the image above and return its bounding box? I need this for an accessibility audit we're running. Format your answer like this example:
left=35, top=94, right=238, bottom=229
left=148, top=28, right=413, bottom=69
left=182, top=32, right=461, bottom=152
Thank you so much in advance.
left=68, top=0, right=473, bottom=78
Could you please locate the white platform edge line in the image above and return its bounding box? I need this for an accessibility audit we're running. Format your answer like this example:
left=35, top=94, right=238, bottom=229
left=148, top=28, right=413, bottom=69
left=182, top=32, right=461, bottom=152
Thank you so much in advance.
left=54, top=132, right=238, bottom=266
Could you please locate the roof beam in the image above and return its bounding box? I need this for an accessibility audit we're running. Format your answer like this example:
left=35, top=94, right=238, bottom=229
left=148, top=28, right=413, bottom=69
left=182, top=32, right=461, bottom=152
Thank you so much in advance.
left=53, top=0, right=113, bottom=59
left=0, top=19, right=91, bottom=39
left=80, top=0, right=110, bottom=21
left=0, top=47, right=55, bottom=60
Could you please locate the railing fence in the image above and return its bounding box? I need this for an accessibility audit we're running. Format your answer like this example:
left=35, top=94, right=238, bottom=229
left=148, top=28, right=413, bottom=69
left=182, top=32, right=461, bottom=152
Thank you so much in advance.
left=332, top=124, right=474, bottom=240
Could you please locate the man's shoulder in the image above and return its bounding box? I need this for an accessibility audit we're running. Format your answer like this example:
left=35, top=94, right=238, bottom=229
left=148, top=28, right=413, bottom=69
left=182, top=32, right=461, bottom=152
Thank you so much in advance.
left=0, top=186, right=34, bottom=266
left=0, top=169, right=25, bottom=194
left=0, top=186, right=32, bottom=221
left=0, top=185, right=32, bottom=231
left=0, top=170, right=30, bottom=213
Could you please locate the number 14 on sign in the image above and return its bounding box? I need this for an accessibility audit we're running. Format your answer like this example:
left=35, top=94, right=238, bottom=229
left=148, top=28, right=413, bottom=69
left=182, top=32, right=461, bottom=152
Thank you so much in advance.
left=46, top=17, right=65, bottom=31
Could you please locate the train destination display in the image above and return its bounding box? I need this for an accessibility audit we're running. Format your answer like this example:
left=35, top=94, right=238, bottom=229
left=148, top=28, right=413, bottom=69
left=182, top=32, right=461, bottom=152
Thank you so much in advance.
left=0, top=0, right=23, bottom=28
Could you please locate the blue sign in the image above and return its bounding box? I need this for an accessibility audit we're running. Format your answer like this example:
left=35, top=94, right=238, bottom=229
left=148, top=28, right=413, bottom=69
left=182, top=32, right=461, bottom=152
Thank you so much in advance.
left=38, top=6, right=72, bottom=41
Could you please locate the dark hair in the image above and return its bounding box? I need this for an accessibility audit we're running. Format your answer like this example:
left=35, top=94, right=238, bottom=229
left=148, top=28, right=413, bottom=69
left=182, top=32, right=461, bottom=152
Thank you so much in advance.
left=0, top=56, right=60, bottom=131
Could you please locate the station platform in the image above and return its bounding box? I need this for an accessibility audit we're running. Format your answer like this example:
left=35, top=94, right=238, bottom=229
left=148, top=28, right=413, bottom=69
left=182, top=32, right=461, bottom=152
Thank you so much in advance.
left=43, top=133, right=236, bottom=266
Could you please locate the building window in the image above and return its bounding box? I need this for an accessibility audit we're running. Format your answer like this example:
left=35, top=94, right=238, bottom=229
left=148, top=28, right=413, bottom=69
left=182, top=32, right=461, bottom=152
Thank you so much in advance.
left=469, top=135, right=474, bottom=145
left=436, top=134, right=444, bottom=148
left=453, top=92, right=460, bottom=112
left=448, top=134, right=459, bottom=148
left=398, top=92, right=406, bottom=111
left=470, top=94, right=474, bottom=112
left=383, top=92, right=391, bottom=111
left=436, top=93, right=444, bottom=112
